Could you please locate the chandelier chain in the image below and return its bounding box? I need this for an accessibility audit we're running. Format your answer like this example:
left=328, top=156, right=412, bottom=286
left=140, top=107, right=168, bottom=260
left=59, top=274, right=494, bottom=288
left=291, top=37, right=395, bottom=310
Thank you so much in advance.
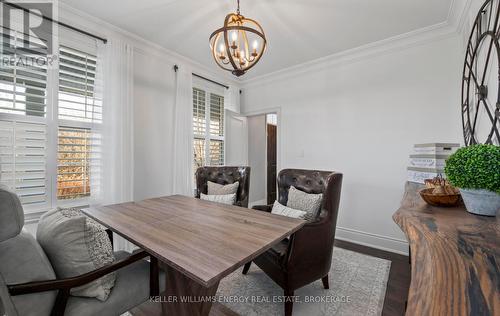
left=237, top=0, right=240, bottom=15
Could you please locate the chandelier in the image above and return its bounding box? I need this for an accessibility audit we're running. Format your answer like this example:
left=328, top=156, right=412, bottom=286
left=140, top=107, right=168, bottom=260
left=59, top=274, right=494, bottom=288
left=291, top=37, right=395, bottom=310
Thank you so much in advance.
left=209, top=0, right=267, bottom=77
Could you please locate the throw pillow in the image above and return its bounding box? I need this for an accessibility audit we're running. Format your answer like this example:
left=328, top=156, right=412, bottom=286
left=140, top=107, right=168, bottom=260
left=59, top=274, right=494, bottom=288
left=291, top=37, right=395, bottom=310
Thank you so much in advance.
left=37, top=207, right=116, bottom=301
left=271, top=201, right=307, bottom=219
left=287, top=186, right=323, bottom=221
left=207, top=181, right=239, bottom=195
left=200, top=193, right=237, bottom=205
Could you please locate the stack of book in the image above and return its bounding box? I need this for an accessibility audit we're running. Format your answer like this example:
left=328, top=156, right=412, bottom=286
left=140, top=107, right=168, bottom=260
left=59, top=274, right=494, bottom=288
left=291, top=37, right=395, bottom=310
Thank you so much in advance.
left=407, top=143, right=460, bottom=184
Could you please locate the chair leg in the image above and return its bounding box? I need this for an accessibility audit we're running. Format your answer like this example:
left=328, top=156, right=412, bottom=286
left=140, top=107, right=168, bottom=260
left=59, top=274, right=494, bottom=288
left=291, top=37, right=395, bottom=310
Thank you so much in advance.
left=321, top=274, right=329, bottom=289
left=51, top=289, right=70, bottom=316
left=242, top=262, right=251, bottom=275
left=284, top=288, right=294, bottom=316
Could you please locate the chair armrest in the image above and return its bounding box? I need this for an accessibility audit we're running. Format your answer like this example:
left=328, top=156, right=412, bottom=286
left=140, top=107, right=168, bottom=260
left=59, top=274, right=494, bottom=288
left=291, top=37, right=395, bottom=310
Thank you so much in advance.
left=252, top=204, right=273, bottom=212
left=8, top=250, right=149, bottom=296
left=286, top=219, right=334, bottom=273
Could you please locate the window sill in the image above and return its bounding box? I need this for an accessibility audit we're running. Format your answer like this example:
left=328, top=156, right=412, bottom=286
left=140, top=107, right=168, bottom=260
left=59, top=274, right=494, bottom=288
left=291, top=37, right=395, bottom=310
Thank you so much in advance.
left=23, top=199, right=93, bottom=224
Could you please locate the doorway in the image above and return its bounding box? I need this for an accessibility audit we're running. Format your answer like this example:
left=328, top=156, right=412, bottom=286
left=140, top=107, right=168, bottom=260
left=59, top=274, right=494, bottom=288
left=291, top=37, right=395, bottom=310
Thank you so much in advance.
left=246, top=111, right=279, bottom=206
left=266, top=114, right=277, bottom=204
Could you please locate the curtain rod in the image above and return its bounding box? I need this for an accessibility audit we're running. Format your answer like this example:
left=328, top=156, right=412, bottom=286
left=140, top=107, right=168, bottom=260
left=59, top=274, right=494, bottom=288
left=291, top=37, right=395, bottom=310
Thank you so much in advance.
left=174, top=65, right=229, bottom=90
left=2, top=1, right=108, bottom=44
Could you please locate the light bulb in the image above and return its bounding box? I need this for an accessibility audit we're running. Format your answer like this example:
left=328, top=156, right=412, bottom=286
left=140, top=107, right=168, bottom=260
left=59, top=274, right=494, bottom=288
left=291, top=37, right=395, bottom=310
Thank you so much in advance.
left=240, top=50, right=245, bottom=59
left=219, top=44, right=225, bottom=53
left=231, top=31, right=238, bottom=42
left=252, top=40, right=258, bottom=50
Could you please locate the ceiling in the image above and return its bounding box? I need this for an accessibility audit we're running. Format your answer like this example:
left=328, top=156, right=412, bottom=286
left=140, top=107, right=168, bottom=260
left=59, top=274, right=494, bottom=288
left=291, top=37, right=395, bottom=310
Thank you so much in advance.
left=61, top=0, right=453, bottom=79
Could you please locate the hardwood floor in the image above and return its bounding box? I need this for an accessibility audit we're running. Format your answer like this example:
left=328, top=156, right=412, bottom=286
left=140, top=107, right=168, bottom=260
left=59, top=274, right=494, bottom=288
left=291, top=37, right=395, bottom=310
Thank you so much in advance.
left=334, top=239, right=410, bottom=316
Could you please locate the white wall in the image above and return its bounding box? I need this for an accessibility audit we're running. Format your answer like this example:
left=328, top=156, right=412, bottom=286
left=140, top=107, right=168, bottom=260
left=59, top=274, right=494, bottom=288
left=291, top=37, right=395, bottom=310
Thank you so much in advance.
left=241, top=34, right=464, bottom=254
left=133, top=51, right=176, bottom=201
left=247, top=115, right=267, bottom=204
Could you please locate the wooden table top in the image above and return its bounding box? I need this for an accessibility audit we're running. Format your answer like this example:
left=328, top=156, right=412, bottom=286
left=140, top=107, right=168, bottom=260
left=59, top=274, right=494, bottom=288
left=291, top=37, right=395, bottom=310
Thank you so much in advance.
left=83, top=195, right=305, bottom=287
left=393, top=183, right=500, bottom=316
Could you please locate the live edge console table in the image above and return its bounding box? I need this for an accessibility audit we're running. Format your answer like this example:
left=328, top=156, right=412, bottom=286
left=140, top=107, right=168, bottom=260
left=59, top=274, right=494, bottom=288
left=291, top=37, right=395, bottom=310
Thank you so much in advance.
left=393, top=182, right=499, bottom=316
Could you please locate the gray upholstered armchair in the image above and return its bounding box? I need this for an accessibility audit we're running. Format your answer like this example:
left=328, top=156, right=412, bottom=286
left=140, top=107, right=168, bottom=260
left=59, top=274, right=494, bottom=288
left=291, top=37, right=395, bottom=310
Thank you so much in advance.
left=0, top=187, right=163, bottom=316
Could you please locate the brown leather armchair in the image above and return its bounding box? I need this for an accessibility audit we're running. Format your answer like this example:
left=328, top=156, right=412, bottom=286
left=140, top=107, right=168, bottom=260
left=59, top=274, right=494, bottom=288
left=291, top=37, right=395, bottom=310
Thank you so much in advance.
left=242, top=169, right=343, bottom=316
left=195, top=166, right=251, bottom=208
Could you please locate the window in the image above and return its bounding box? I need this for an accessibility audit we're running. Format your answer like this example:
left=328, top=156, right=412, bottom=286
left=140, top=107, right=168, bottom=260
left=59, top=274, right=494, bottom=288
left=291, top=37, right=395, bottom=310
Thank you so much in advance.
left=57, top=46, right=101, bottom=201
left=0, top=28, right=49, bottom=210
left=0, top=25, right=101, bottom=212
left=193, top=88, right=206, bottom=169
left=57, top=126, right=92, bottom=200
left=209, top=93, right=224, bottom=166
left=58, top=46, right=101, bottom=123
left=193, top=87, right=224, bottom=172
left=0, top=29, right=48, bottom=117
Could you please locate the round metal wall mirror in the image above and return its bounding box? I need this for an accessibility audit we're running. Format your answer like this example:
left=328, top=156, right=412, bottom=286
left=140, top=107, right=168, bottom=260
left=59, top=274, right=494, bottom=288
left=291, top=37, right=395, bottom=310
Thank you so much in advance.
left=462, top=0, right=500, bottom=146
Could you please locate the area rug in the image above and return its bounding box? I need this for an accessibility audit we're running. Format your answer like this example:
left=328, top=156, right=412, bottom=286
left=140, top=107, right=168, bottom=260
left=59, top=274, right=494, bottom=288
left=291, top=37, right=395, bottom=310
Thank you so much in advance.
left=216, top=247, right=391, bottom=316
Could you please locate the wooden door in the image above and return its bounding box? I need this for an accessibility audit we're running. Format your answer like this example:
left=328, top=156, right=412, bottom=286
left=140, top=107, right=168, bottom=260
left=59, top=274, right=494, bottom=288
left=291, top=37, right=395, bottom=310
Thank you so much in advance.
left=267, top=124, right=277, bottom=204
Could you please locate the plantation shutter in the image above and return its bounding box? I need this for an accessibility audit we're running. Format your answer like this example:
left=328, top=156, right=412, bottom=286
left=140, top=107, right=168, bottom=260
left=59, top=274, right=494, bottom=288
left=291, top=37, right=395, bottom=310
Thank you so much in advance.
left=0, top=120, right=48, bottom=206
left=0, top=28, right=48, bottom=117
left=57, top=46, right=101, bottom=201
left=58, top=46, right=101, bottom=123
left=193, top=87, right=206, bottom=169
left=192, top=85, right=225, bottom=171
left=209, top=94, right=223, bottom=137
left=193, top=88, right=206, bottom=136
left=209, top=93, right=224, bottom=166
left=0, top=27, right=49, bottom=209
left=0, top=23, right=103, bottom=209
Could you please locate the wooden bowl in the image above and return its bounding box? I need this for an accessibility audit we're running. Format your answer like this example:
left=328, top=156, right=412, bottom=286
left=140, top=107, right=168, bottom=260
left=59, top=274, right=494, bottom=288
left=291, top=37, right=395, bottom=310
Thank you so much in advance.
left=419, top=188, right=462, bottom=207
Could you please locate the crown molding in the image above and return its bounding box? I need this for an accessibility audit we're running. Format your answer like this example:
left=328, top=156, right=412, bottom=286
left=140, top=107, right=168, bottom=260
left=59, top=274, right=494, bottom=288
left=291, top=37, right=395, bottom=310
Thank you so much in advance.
left=240, top=0, right=472, bottom=88
left=57, top=2, right=241, bottom=87
left=240, top=22, right=458, bottom=88
left=449, top=0, right=474, bottom=34
left=56, top=0, right=472, bottom=89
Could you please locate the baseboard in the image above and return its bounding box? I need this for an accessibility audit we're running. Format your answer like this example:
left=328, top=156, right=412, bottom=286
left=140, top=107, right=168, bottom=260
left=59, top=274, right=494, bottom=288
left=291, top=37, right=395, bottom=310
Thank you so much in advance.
left=249, top=199, right=267, bottom=208
left=335, top=226, right=409, bottom=256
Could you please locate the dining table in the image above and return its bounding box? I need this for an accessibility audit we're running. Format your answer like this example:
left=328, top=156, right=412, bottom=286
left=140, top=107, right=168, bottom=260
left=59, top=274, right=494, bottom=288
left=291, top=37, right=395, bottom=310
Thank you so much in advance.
left=83, top=195, right=306, bottom=316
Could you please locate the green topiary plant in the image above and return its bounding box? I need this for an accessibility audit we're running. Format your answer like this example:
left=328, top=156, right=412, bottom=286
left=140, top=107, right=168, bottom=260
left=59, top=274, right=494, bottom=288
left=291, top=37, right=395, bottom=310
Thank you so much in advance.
left=444, top=144, right=500, bottom=194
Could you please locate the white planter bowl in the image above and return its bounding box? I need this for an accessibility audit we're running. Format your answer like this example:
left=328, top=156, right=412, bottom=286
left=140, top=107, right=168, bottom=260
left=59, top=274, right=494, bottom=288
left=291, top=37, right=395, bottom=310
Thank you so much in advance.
left=459, top=188, right=500, bottom=217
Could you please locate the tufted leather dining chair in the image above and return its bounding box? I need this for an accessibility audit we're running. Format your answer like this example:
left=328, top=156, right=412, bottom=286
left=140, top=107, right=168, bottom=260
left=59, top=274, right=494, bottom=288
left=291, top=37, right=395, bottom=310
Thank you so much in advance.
left=195, top=166, right=251, bottom=208
left=242, top=169, right=343, bottom=316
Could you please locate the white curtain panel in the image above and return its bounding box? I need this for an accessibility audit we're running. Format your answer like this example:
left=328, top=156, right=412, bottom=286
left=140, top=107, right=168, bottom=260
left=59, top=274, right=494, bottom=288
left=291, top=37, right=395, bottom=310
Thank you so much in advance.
left=171, top=65, right=194, bottom=195
left=94, top=40, right=135, bottom=252
left=95, top=39, right=134, bottom=205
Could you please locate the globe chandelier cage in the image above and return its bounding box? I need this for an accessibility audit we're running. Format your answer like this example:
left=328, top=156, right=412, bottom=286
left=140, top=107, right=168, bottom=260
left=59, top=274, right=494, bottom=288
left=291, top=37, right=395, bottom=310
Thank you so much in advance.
left=209, top=0, right=267, bottom=77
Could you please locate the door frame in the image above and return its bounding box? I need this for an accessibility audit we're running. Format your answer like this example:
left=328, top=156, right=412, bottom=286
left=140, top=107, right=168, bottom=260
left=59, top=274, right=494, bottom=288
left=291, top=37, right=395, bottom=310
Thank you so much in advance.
left=243, top=107, right=282, bottom=203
